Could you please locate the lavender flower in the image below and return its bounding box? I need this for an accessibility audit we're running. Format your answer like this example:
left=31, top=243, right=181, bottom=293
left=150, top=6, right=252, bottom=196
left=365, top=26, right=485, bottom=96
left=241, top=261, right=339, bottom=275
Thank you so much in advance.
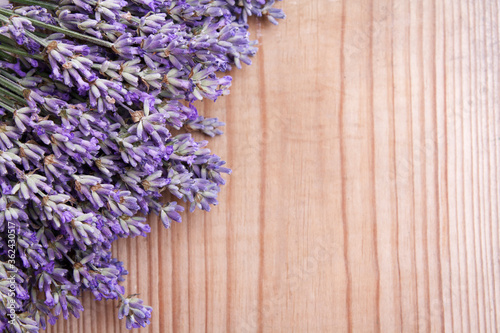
left=118, top=296, right=153, bottom=329
left=0, top=0, right=284, bottom=331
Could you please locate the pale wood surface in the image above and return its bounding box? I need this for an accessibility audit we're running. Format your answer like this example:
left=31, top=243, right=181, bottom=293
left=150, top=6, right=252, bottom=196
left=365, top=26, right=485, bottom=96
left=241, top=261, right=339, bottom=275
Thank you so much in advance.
left=45, top=0, right=500, bottom=332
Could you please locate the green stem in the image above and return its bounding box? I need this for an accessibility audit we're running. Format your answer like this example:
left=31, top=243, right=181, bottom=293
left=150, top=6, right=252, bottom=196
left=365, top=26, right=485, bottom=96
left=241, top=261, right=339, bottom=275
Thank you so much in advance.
left=0, top=74, right=25, bottom=95
left=24, top=30, right=48, bottom=47
left=0, top=50, right=16, bottom=62
left=0, top=86, right=27, bottom=105
left=129, top=16, right=141, bottom=24
left=70, top=92, right=85, bottom=102
left=89, top=263, right=100, bottom=271
left=0, top=100, right=16, bottom=113
left=0, top=8, right=114, bottom=49
left=0, top=33, right=18, bottom=47
left=0, top=44, right=44, bottom=60
left=10, top=0, right=58, bottom=10
left=63, top=252, right=75, bottom=265
left=0, top=69, right=21, bottom=83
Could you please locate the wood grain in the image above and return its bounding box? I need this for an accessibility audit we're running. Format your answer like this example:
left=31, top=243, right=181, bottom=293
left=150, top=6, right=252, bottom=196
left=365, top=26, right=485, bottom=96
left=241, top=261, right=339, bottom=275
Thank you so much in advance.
left=45, top=0, right=500, bottom=332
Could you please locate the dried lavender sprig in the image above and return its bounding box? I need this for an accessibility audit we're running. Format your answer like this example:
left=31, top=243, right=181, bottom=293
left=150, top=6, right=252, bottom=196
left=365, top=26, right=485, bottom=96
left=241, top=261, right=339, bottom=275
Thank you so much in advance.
left=0, top=0, right=285, bottom=330
left=0, top=8, right=113, bottom=48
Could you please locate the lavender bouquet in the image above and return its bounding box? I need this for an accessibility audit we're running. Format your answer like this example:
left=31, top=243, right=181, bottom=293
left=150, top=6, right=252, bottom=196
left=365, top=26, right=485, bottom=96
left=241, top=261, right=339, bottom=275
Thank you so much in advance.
left=0, top=0, right=284, bottom=330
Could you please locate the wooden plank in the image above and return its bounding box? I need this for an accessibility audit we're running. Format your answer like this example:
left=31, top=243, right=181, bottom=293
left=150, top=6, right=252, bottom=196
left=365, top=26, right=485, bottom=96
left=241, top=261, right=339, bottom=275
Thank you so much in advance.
left=45, top=0, right=500, bottom=332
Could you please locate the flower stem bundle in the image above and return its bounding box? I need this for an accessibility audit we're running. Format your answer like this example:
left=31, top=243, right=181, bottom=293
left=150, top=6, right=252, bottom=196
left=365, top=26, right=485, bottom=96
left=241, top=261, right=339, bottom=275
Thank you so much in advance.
left=0, top=0, right=284, bottom=331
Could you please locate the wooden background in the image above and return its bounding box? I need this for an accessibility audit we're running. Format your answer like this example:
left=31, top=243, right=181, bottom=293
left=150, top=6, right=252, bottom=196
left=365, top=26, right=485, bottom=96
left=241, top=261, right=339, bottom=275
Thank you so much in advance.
left=45, top=0, right=500, bottom=332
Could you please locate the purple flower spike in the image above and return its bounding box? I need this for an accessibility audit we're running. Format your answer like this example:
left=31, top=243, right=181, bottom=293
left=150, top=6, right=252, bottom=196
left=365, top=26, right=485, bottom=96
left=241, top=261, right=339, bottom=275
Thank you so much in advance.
left=118, top=296, right=153, bottom=329
left=0, top=0, right=283, bottom=330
